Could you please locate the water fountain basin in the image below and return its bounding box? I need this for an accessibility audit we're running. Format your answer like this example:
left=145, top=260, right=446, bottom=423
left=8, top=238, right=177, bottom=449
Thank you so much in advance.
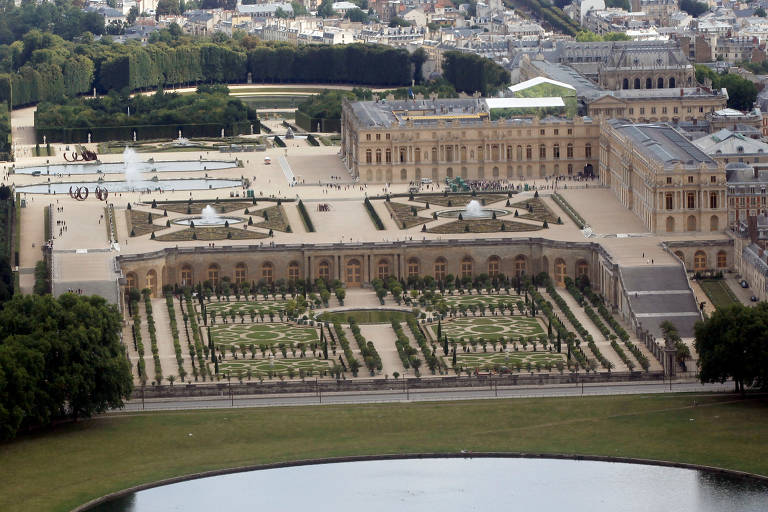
left=173, top=216, right=244, bottom=227
left=436, top=208, right=509, bottom=219
left=435, top=199, right=508, bottom=219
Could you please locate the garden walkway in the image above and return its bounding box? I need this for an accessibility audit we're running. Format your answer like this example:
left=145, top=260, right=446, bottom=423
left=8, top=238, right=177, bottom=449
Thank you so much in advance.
left=359, top=323, right=407, bottom=378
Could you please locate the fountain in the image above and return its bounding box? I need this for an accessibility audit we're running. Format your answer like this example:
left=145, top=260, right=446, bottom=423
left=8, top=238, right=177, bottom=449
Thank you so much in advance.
left=436, top=199, right=508, bottom=219
left=173, top=204, right=244, bottom=226
left=123, top=147, right=144, bottom=188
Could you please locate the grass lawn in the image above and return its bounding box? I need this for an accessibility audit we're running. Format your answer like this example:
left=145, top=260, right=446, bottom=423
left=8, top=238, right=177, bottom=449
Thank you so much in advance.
left=441, top=294, right=524, bottom=308
left=317, top=310, right=414, bottom=324
left=219, top=358, right=332, bottom=376
left=450, top=351, right=565, bottom=370
left=201, top=300, right=288, bottom=317
left=210, top=323, right=318, bottom=347
left=437, top=316, right=545, bottom=341
left=0, top=394, right=766, bottom=512
left=700, top=279, right=740, bottom=310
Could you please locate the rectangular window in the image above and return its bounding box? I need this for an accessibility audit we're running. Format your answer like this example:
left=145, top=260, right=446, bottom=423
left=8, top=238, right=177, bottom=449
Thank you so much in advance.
left=540, top=129, right=545, bottom=136
left=674, top=107, right=679, bottom=114
left=376, top=134, right=380, bottom=140
left=629, top=108, right=634, bottom=115
left=651, top=107, right=656, bottom=114
left=539, top=145, right=546, bottom=159
left=640, top=108, right=645, bottom=115
left=688, top=176, right=694, bottom=183
left=687, top=192, right=695, bottom=209
left=710, top=193, right=718, bottom=209
left=662, top=107, right=667, bottom=114
left=366, top=134, right=371, bottom=141
left=666, top=177, right=672, bottom=184
left=567, top=128, right=572, bottom=135
left=553, top=146, right=560, bottom=159
left=710, top=176, right=716, bottom=183
left=666, top=193, right=673, bottom=210
left=554, top=129, right=559, bottom=135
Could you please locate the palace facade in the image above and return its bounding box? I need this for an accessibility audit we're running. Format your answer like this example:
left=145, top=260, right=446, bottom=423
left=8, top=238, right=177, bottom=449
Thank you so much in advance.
left=599, top=119, right=727, bottom=234
left=341, top=98, right=600, bottom=183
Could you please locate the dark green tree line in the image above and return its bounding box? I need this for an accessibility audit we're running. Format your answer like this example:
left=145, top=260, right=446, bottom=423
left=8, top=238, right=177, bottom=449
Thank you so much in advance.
left=442, top=51, right=510, bottom=96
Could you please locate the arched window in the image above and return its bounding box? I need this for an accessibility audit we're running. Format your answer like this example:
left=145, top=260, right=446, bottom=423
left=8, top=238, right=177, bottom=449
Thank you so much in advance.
left=622, top=78, right=629, bottom=89
left=492, top=166, right=499, bottom=178
left=646, top=77, right=652, bottom=89
left=261, top=262, right=274, bottom=284
left=126, top=272, right=138, bottom=291
left=318, top=260, right=331, bottom=281
left=539, top=144, right=546, bottom=160
left=346, top=259, right=362, bottom=285
left=553, top=144, right=560, bottom=160
left=687, top=215, right=697, bottom=232
left=414, top=148, right=420, bottom=163
left=377, top=259, right=390, bottom=280
left=234, top=262, right=248, bottom=285
left=514, top=255, right=527, bottom=277
left=634, top=78, right=641, bottom=89
left=666, top=216, right=675, bottom=233
left=461, top=257, right=473, bottom=279
left=375, top=149, right=381, bottom=163
left=207, top=264, right=220, bottom=287
left=365, top=149, right=372, bottom=164
left=585, top=143, right=592, bottom=159
left=717, top=251, right=727, bottom=268
left=488, top=256, right=501, bottom=277
left=516, top=145, right=523, bottom=160
left=288, top=261, right=300, bottom=282
left=400, top=168, right=407, bottom=181
left=434, top=258, right=446, bottom=281
left=694, top=251, right=707, bottom=271
left=180, top=265, right=193, bottom=287
left=576, top=260, right=588, bottom=278
left=657, top=77, right=664, bottom=88
left=710, top=215, right=719, bottom=232
left=415, top=168, right=422, bottom=181
left=554, top=258, right=567, bottom=286
left=566, top=143, right=573, bottom=159
left=567, top=164, right=573, bottom=175
left=669, top=77, right=676, bottom=88
left=399, top=148, right=407, bottom=163
left=446, top=167, right=454, bottom=178
left=407, top=258, right=419, bottom=278
left=385, top=148, right=391, bottom=163
left=461, top=167, right=468, bottom=179
left=526, top=145, right=532, bottom=160
left=145, top=271, right=159, bottom=297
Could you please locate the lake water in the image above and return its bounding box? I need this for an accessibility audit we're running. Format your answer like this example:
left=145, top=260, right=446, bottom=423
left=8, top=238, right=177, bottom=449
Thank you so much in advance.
left=85, top=457, right=768, bottom=512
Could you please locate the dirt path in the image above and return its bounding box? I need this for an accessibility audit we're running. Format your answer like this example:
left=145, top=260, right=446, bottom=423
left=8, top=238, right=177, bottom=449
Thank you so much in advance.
left=359, top=323, right=406, bottom=378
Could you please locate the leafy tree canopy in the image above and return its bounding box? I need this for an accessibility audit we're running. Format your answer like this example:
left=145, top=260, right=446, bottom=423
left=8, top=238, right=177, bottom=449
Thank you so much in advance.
left=0, top=294, right=133, bottom=440
left=695, top=64, right=757, bottom=111
left=694, top=303, right=768, bottom=393
left=679, top=0, right=709, bottom=16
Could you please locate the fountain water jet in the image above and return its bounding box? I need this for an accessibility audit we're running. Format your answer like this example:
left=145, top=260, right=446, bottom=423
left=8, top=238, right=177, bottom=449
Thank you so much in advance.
left=435, top=199, right=508, bottom=219
left=122, top=147, right=144, bottom=188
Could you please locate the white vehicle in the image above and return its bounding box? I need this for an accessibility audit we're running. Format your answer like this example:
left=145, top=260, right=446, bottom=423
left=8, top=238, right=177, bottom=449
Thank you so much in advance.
left=264, top=156, right=272, bottom=165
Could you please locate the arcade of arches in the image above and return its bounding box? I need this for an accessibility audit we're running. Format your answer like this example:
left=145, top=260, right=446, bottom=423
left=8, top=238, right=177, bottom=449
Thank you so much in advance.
left=118, top=243, right=608, bottom=297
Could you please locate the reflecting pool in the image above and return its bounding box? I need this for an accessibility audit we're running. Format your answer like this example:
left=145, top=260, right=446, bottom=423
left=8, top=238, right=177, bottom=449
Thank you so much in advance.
left=16, top=179, right=242, bottom=194
left=85, top=457, right=768, bottom=512
left=14, top=160, right=237, bottom=175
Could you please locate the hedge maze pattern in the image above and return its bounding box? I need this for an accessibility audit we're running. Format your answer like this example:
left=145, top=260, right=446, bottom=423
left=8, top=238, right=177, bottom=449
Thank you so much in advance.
left=437, top=317, right=545, bottom=341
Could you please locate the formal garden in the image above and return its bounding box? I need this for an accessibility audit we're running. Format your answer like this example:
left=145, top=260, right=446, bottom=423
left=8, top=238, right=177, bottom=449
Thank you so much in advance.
left=437, top=316, right=546, bottom=342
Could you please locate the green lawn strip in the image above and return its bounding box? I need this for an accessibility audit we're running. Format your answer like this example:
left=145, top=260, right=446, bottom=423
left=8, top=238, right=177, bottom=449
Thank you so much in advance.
left=219, top=358, right=331, bottom=376
left=126, top=209, right=170, bottom=237
left=438, top=317, right=545, bottom=342
left=441, top=294, right=524, bottom=308
left=700, top=280, right=739, bottom=310
left=508, top=197, right=559, bottom=223
left=1, top=394, right=766, bottom=512
left=317, top=310, right=413, bottom=324
left=428, top=219, right=542, bottom=234
left=154, top=226, right=268, bottom=241
left=451, top=351, right=565, bottom=370
left=253, top=205, right=291, bottom=232
left=210, top=323, right=318, bottom=348
left=202, top=300, right=288, bottom=317
left=384, top=201, right=434, bottom=229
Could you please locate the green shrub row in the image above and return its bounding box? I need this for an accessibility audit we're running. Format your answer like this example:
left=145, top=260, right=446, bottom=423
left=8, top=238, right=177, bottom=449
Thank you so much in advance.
left=406, top=316, right=443, bottom=374
left=186, top=297, right=210, bottom=381
left=391, top=320, right=418, bottom=369
left=552, top=193, right=586, bottom=229
left=332, top=322, right=361, bottom=376
left=165, top=294, right=186, bottom=381
left=531, top=287, right=586, bottom=368
left=131, top=300, right=147, bottom=385
left=306, top=134, right=320, bottom=146
left=364, top=197, right=385, bottom=230
left=143, top=292, right=163, bottom=383
left=296, top=200, right=315, bottom=232
left=273, top=136, right=286, bottom=147
left=349, top=319, right=382, bottom=373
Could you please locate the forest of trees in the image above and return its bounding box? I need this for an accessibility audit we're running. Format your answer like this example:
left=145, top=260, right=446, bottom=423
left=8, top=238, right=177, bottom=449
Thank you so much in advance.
left=442, top=51, right=511, bottom=96
left=0, top=104, right=9, bottom=161
left=0, top=0, right=105, bottom=45
left=0, top=26, right=415, bottom=108
left=0, top=294, right=133, bottom=440
left=35, top=85, right=258, bottom=142
left=506, top=0, right=580, bottom=36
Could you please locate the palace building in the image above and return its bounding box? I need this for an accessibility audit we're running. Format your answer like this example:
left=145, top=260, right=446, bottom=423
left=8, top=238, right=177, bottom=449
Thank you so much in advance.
left=599, top=119, right=727, bottom=234
left=341, top=98, right=600, bottom=183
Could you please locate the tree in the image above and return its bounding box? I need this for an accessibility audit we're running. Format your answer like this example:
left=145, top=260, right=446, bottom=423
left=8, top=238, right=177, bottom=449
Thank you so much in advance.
left=694, top=304, right=768, bottom=393
left=317, top=0, right=334, bottom=17
left=0, top=294, right=133, bottom=440
left=679, top=0, right=708, bottom=16
left=345, top=7, right=369, bottom=22
left=389, top=17, right=412, bottom=27
left=411, top=47, right=427, bottom=85
left=756, top=7, right=767, bottom=17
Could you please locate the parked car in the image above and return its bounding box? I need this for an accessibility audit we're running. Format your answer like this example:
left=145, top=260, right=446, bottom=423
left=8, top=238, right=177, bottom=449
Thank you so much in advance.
left=750, top=296, right=758, bottom=302
left=740, top=280, right=749, bottom=288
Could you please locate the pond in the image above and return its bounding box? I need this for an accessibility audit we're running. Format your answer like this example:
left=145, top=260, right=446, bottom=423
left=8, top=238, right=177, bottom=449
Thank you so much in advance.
left=14, top=160, right=237, bottom=175
left=15, top=178, right=242, bottom=194
left=316, top=309, right=414, bottom=324
left=85, top=457, right=768, bottom=512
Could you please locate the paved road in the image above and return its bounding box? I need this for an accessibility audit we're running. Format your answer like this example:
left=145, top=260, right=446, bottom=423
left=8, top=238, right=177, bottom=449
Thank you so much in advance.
left=118, top=381, right=732, bottom=412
